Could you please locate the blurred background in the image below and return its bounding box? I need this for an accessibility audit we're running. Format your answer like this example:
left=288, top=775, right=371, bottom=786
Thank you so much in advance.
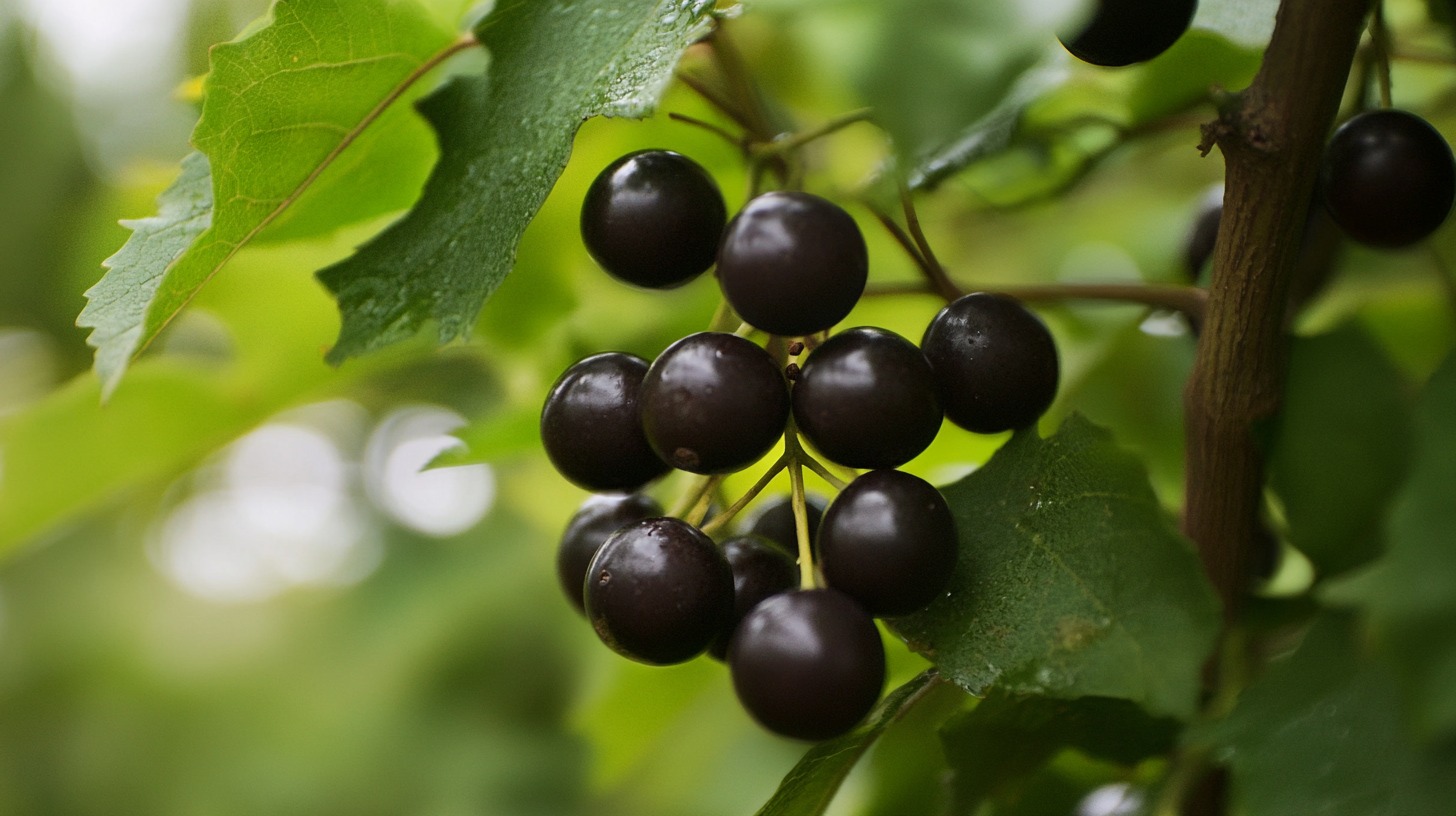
left=0, top=0, right=1453, bottom=813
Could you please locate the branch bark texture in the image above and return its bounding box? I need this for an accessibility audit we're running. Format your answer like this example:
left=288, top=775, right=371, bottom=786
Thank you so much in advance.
left=1184, top=0, right=1371, bottom=615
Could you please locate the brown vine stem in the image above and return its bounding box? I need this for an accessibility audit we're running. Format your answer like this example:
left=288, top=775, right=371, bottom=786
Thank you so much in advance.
left=1185, top=0, right=1371, bottom=621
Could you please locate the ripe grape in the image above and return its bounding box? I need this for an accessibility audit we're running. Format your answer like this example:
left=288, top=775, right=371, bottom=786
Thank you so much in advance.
left=920, top=293, right=1059, bottom=434
left=1322, top=109, right=1456, bottom=248
left=580, top=150, right=727, bottom=288
left=540, top=352, right=669, bottom=492
left=639, top=332, right=790, bottom=474
left=556, top=493, right=663, bottom=614
left=728, top=589, right=885, bottom=740
left=716, top=191, right=868, bottom=337
left=792, top=327, right=942, bottom=469
left=817, top=470, right=957, bottom=616
left=584, top=517, right=734, bottom=665
left=1059, top=0, right=1198, bottom=67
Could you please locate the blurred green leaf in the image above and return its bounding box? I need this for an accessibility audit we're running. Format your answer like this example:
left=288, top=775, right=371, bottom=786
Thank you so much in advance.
left=80, top=0, right=455, bottom=397
left=1325, top=350, right=1456, bottom=739
left=860, top=0, right=1073, bottom=168
left=941, top=693, right=1178, bottom=813
left=1268, top=325, right=1414, bottom=578
left=432, top=403, right=540, bottom=468
left=80, top=152, right=213, bottom=399
left=890, top=415, right=1221, bottom=720
left=1126, top=31, right=1260, bottom=124
left=1201, top=614, right=1456, bottom=816
left=318, top=0, right=715, bottom=364
left=754, top=669, right=942, bottom=816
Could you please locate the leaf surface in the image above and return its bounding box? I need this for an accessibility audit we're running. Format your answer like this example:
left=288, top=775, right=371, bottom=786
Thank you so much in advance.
left=1325, top=350, right=1456, bottom=739
left=753, top=670, right=942, bottom=816
left=941, top=693, right=1178, bottom=813
left=80, top=0, right=455, bottom=396
left=1268, top=325, right=1413, bottom=577
left=1202, top=614, right=1456, bottom=816
left=890, top=415, right=1220, bottom=719
left=318, top=0, right=714, bottom=364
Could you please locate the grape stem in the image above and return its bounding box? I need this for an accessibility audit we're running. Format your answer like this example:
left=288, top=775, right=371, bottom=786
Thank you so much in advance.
left=783, top=427, right=818, bottom=590
left=669, top=474, right=724, bottom=522
left=701, top=456, right=788, bottom=536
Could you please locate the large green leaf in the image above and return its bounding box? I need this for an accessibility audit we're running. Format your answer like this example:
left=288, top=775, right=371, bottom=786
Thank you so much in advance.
left=753, top=670, right=943, bottom=816
left=1325, top=351, right=1456, bottom=739
left=317, top=0, right=715, bottom=364
left=890, top=415, right=1220, bottom=720
left=940, top=693, right=1177, bottom=813
left=80, top=0, right=455, bottom=397
left=1268, top=325, right=1414, bottom=578
left=1201, top=614, right=1456, bottom=816
left=859, top=0, right=1073, bottom=166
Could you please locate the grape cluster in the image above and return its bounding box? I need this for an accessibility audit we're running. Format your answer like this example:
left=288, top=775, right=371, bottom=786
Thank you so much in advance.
left=542, top=149, right=1060, bottom=741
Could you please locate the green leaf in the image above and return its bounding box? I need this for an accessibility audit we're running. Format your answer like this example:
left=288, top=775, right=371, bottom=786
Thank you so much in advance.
left=754, top=670, right=943, bottom=816
left=79, top=152, right=214, bottom=399
left=1267, top=325, right=1414, bottom=577
left=1202, top=614, right=1456, bottom=816
left=317, top=0, right=715, bottom=365
left=1325, top=351, right=1456, bottom=739
left=889, top=415, right=1221, bottom=720
left=80, top=0, right=455, bottom=396
left=941, top=693, right=1178, bottom=813
left=860, top=0, right=1074, bottom=167
left=1126, top=31, right=1260, bottom=124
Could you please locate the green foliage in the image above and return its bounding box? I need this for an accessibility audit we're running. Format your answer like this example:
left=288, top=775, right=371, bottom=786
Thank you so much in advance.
left=5, top=0, right=1456, bottom=814
left=1268, top=325, right=1414, bottom=578
left=1202, top=614, right=1456, bottom=816
left=753, top=670, right=944, bottom=816
left=1326, top=350, right=1456, bottom=739
left=318, top=0, right=715, bottom=364
left=891, top=415, right=1221, bottom=719
left=80, top=0, right=454, bottom=396
left=940, top=692, right=1177, bottom=812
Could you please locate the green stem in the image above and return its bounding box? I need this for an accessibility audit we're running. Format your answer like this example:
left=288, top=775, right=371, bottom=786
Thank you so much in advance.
left=786, top=433, right=817, bottom=590
left=1371, top=2, right=1394, bottom=108
left=753, top=108, right=875, bottom=158
left=701, top=456, right=789, bottom=536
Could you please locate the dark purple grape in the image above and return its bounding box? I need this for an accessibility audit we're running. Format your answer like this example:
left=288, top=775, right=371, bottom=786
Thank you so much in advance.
left=728, top=589, right=885, bottom=740
left=792, top=327, right=943, bottom=469
left=540, top=352, right=670, bottom=492
left=1059, top=0, right=1198, bottom=67
left=639, top=332, right=790, bottom=474
left=580, top=150, right=727, bottom=288
left=1322, top=109, right=1456, bottom=248
left=708, top=535, right=798, bottom=660
left=556, top=494, right=663, bottom=614
left=920, top=293, right=1060, bottom=434
left=716, top=191, right=868, bottom=337
left=584, top=517, right=734, bottom=665
left=818, top=470, right=957, bottom=617
left=745, top=494, right=827, bottom=555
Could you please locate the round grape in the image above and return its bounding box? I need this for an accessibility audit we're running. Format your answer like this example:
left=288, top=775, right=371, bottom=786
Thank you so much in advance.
left=556, top=493, right=663, bottom=614
left=584, top=517, right=734, bottom=665
left=639, top=332, right=790, bottom=474
left=580, top=150, right=727, bottom=288
left=1059, top=0, right=1197, bottom=67
left=792, top=327, right=943, bottom=469
left=716, top=191, right=868, bottom=337
left=540, top=352, right=670, bottom=492
left=920, top=293, right=1060, bottom=434
left=1322, top=109, right=1456, bottom=248
left=817, top=470, right=957, bottom=617
left=708, top=535, right=798, bottom=660
left=728, top=589, right=885, bottom=741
